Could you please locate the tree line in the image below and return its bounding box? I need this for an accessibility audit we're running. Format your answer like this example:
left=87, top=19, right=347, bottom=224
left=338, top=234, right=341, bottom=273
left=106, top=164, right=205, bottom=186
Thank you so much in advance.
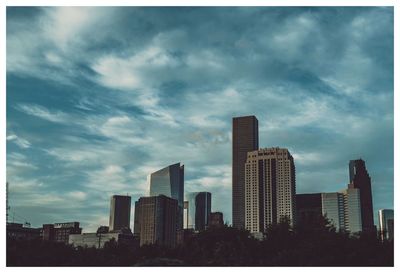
left=7, top=218, right=393, bottom=266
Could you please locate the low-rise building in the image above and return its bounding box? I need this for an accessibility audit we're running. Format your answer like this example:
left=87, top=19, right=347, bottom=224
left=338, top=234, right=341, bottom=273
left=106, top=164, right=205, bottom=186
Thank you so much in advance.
left=69, top=227, right=137, bottom=248
left=7, top=223, right=41, bottom=240
left=41, top=222, right=82, bottom=244
left=209, top=212, right=224, bottom=228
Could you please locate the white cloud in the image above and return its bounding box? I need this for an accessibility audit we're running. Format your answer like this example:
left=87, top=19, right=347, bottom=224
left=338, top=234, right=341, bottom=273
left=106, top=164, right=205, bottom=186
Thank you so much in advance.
left=65, top=191, right=87, bottom=201
left=7, top=134, right=31, bottom=149
left=92, top=45, right=179, bottom=91
left=15, top=103, right=69, bottom=123
left=85, top=165, right=132, bottom=195
left=42, top=7, right=99, bottom=50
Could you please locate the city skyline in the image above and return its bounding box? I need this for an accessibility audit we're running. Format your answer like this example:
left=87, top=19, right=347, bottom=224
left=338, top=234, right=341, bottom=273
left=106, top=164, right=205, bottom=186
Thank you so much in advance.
left=6, top=7, right=393, bottom=232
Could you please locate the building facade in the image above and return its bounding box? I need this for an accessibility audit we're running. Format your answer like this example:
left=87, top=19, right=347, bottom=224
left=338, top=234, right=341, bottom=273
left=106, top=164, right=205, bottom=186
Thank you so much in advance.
left=7, top=223, right=41, bottom=240
left=349, top=159, right=374, bottom=232
left=41, top=222, right=82, bottom=244
left=244, top=147, right=296, bottom=234
left=148, top=163, right=184, bottom=229
left=321, top=189, right=362, bottom=234
left=296, top=193, right=323, bottom=228
left=135, top=195, right=178, bottom=248
left=209, top=212, right=224, bottom=228
left=184, top=192, right=211, bottom=231
left=69, top=229, right=137, bottom=249
left=378, top=209, right=394, bottom=241
left=232, top=115, right=259, bottom=229
left=322, top=192, right=345, bottom=232
left=109, top=195, right=131, bottom=231
left=342, top=187, right=362, bottom=234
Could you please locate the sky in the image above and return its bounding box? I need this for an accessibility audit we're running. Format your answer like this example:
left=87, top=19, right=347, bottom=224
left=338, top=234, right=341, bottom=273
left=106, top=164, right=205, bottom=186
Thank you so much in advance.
left=6, top=7, right=393, bottom=231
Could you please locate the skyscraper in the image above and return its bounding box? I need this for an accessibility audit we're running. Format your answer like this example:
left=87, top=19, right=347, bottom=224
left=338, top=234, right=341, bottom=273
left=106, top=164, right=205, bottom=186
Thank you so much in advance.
left=148, top=163, right=184, bottom=229
left=232, top=116, right=259, bottom=229
left=342, top=187, right=362, bottom=234
left=134, top=195, right=178, bottom=247
left=244, top=147, right=296, bottom=235
left=109, top=195, right=131, bottom=231
left=349, top=159, right=374, bottom=232
left=321, top=188, right=362, bottom=234
left=378, top=209, right=394, bottom=241
left=185, top=192, right=212, bottom=231
left=321, top=192, right=345, bottom=232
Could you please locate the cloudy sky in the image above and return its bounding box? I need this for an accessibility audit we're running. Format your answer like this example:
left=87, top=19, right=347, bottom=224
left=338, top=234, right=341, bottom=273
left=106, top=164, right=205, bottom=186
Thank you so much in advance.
left=6, top=7, right=393, bottom=231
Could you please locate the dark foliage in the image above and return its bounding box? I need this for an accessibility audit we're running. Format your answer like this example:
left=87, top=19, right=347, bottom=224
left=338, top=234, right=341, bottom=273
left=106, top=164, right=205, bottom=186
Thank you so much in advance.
left=7, top=222, right=393, bottom=266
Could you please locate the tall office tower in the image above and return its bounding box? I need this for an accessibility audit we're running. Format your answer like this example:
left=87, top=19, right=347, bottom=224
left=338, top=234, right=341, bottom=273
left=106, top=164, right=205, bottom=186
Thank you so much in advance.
left=134, top=195, right=178, bottom=248
left=185, top=192, right=212, bottom=231
left=245, top=147, right=296, bottom=235
left=378, top=209, right=394, bottom=241
left=109, top=195, right=131, bottom=231
left=232, top=115, right=259, bottom=229
left=133, top=200, right=140, bottom=236
left=342, top=187, right=362, bottom=233
left=322, top=192, right=345, bottom=232
left=296, top=193, right=322, bottom=228
left=322, top=189, right=362, bottom=234
left=349, top=159, right=374, bottom=232
left=148, top=163, right=184, bottom=229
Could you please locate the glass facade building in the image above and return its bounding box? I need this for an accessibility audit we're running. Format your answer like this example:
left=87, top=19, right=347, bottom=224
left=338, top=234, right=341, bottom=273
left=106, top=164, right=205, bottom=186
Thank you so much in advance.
left=109, top=195, right=131, bottom=231
left=322, top=189, right=362, bottom=234
left=148, top=163, right=184, bottom=229
left=378, top=209, right=394, bottom=241
left=184, top=192, right=211, bottom=231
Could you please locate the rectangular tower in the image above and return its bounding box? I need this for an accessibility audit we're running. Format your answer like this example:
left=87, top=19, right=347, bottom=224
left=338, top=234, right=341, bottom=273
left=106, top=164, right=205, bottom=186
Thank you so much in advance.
left=244, top=147, right=296, bottom=234
left=185, top=192, right=212, bottom=231
left=378, top=209, right=394, bottom=241
left=109, top=195, right=131, bottom=231
left=342, top=187, right=362, bottom=234
left=322, top=192, right=345, bottom=232
left=135, top=195, right=178, bottom=248
left=296, top=193, right=322, bottom=228
left=321, top=189, right=362, bottom=234
left=232, top=116, right=258, bottom=229
left=148, top=163, right=184, bottom=229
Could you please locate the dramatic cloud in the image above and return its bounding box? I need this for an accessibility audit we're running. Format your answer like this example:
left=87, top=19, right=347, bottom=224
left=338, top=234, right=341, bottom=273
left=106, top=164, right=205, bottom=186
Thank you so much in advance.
left=6, top=7, right=393, bottom=231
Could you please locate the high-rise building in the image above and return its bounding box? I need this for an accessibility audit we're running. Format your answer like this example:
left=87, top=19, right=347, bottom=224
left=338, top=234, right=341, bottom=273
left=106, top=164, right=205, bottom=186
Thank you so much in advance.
left=296, top=193, right=322, bottom=228
left=232, top=116, right=259, bottom=229
left=321, top=192, right=345, bottom=232
left=109, top=195, right=131, bottom=231
left=378, top=209, right=394, bottom=241
left=321, top=189, right=362, bottom=234
left=209, top=212, right=224, bottom=228
left=133, top=200, right=140, bottom=236
left=244, top=147, right=296, bottom=235
left=148, top=163, right=184, bottom=229
left=342, top=187, right=362, bottom=233
left=185, top=192, right=211, bottom=231
left=134, top=195, right=178, bottom=248
left=349, top=159, right=374, bottom=232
